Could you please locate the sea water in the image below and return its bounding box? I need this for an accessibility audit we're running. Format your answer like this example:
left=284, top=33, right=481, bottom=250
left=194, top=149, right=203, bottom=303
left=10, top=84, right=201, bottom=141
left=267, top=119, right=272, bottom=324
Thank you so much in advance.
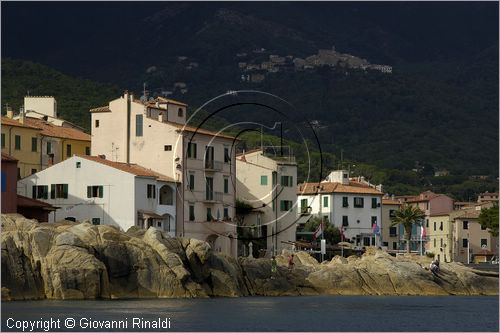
left=2, top=295, right=498, bottom=332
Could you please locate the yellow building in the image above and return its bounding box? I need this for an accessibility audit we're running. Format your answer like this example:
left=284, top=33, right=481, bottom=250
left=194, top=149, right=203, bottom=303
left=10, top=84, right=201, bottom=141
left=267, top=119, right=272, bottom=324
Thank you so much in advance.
left=1, top=113, right=91, bottom=178
left=427, top=214, right=453, bottom=262
left=1, top=116, right=43, bottom=178
left=381, top=198, right=401, bottom=252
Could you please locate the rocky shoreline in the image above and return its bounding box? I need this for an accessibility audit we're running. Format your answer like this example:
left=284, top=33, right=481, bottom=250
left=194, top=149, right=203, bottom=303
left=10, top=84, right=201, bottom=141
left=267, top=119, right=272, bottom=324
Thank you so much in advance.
left=1, top=214, right=498, bottom=301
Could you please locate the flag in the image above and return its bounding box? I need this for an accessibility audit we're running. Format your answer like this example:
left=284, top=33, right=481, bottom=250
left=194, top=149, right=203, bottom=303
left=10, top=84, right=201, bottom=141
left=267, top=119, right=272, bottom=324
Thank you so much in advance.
left=313, top=223, right=323, bottom=240
left=421, top=225, right=426, bottom=238
left=372, top=222, right=380, bottom=235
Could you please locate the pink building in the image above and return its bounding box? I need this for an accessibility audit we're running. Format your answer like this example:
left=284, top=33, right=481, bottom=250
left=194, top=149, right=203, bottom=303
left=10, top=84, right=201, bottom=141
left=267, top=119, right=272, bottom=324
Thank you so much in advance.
left=1, top=153, right=18, bottom=213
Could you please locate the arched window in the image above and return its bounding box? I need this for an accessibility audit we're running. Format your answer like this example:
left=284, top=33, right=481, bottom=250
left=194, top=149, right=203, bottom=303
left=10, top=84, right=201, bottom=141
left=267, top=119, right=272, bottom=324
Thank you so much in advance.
left=178, top=108, right=183, bottom=117
left=159, top=185, right=174, bottom=205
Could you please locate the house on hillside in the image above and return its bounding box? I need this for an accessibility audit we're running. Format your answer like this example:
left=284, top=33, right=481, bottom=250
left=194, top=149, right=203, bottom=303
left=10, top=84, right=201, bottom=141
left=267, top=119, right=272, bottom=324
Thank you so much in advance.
left=89, top=93, right=238, bottom=256
left=297, top=170, right=383, bottom=248
left=17, top=155, right=177, bottom=234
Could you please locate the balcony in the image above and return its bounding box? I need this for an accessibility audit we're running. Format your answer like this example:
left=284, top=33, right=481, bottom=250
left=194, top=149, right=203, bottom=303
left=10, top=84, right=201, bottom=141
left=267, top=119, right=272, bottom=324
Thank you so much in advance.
left=203, top=191, right=223, bottom=203
left=204, top=160, right=223, bottom=171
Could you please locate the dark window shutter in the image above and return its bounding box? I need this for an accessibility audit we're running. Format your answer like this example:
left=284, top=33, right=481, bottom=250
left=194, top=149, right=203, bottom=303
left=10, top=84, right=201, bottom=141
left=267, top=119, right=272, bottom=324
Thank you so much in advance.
left=99, top=186, right=103, bottom=198
left=87, top=186, right=92, bottom=198
left=32, top=186, right=36, bottom=199
left=63, top=184, right=68, bottom=198
left=51, top=184, right=55, bottom=199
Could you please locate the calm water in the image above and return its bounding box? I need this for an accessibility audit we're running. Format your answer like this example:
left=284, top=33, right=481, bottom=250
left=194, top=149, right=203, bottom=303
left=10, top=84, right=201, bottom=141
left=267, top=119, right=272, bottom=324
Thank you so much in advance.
left=2, top=296, right=499, bottom=332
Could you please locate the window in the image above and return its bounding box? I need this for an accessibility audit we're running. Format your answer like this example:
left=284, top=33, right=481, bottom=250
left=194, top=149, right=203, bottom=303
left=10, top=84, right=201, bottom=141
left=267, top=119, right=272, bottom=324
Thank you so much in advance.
left=14, top=135, right=21, bottom=150
left=342, top=216, right=349, bottom=227
left=205, top=146, right=214, bottom=164
left=371, top=198, right=378, bottom=208
left=342, top=197, right=349, bottom=207
left=87, top=185, right=104, bottom=198
left=300, top=198, right=308, bottom=213
left=205, top=177, right=214, bottom=200
left=224, top=147, right=230, bottom=163
left=31, top=169, right=37, bottom=175
left=189, top=205, right=195, bottom=221
left=392, top=242, right=398, bottom=250
left=481, top=224, right=487, bottom=230
left=92, top=218, right=100, bottom=225
left=481, top=239, right=488, bottom=247
left=426, top=219, right=429, bottom=228
left=85, top=147, right=90, bottom=155
left=371, top=216, right=377, bottom=225
left=66, top=144, right=72, bottom=157
left=261, top=175, right=268, bottom=186
left=434, top=238, right=436, bottom=247
left=147, top=184, right=156, bottom=199
left=207, top=208, right=213, bottom=221
left=178, top=108, right=183, bottom=117
left=463, top=221, right=468, bottom=230
left=136, top=114, right=143, bottom=136
left=188, top=174, right=195, bottom=191
left=272, top=171, right=277, bottom=186
left=363, top=238, right=371, bottom=246
left=159, top=185, right=174, bottom=205
left=31, top=137, right=37, bottom=152
left=164, top=145, right=172, bottom=151
left=32, top=185, right=49, bottom=199
left=389, top=210, right=396, bottom=218
left=1, top=133, right=5, bottom=148
left=462, top=239, right=468, bottom=248
left=50, top=184, right=68, bottom=199
left=389, top=227, right=397, bottom=237
left=47, top=142, right=52, bottom=154
left=439, top=222, right=443, bottom=231
left=323, top=196, right=328, bottom=208
left=223, top=208, right=229, bottom=220
left=95, top=119, right=100, bottom=128
left=280, top=200, right=293, bottom=211
left=353, top=197, right=364, bottom=208
left=280, top=175, right=293, bottom=187
left=17, top=168, right=20, bottom=179
left=76, top=162, right=81, bottom=168
left=224, top=177, right=229, bottom=194
left=434, top=222, right=436, bottom=231
left=440, top=238, right=443, bottom=247
left=187, top=142, right=197, bottom=158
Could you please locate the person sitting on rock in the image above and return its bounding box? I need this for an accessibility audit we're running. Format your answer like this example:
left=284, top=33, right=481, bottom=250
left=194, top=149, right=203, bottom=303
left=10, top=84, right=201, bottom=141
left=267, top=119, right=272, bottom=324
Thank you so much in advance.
left=430, top=259, right=440, bottom=274
left=288, top=254, right=295, bottom=270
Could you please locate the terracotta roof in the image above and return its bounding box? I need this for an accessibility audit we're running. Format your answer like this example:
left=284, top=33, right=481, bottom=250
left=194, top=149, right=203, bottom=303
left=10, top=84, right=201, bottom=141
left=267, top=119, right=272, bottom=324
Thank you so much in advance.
left=89, top=106, right=111, bottom=113
left=1, top=152, right=18, bottom=162
left=1, top=116, right=41, bottom=130
left=78, top=155, right=176, bottom=183
left=382, top=199, right=401, bottom=205
left=156, top=96, right=188, bottom=107
left=23, top=118, right=91, bottom=141
left=170, top=122, right=237, bottom=140
left=17, top=195, right=56, bottom=210
left=298, top=181, right=383, bottom=195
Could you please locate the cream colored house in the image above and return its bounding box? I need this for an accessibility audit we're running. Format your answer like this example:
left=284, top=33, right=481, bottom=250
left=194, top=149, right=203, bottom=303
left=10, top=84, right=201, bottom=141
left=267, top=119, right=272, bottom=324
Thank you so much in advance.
left=427, top=214, right=453, bottom=262
left=380, top=198, right=401, bottom=251
left=236, top=148, right=301, bottom=256
left=90, top=93, right=237, bottom=256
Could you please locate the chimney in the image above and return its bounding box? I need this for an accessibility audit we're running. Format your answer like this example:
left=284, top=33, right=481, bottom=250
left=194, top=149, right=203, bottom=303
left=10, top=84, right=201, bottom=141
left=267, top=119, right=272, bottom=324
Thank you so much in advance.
left=6, top=106, right=13, bottom=119
left=19, top=106, right=25, bottom=124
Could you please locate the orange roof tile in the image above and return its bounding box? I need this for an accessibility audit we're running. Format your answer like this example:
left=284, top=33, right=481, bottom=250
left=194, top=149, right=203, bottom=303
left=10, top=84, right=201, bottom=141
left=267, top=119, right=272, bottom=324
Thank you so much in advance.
left=156, top=96, right=188, bottom=107
left=78, top=155, right=176, bottom=183
left=382, top=199, right=401, bottom=205
left=23, top=118, right=90, bottom=142
left=1, top=152, right=18, bottom=162
left=1, top=116, right=41, bottom=130
left=298, top=181, right=383, bottom=195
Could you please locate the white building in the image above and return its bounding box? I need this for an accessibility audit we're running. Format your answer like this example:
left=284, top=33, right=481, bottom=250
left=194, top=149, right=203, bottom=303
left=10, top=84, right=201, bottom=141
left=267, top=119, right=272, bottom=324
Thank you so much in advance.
left=236, top=148, right=305, bottom=256
left=297, top=170, right=383, bottom=247
left=90, top=93, right=238, bottom=256
left=17, top=155, right=177, bottom=235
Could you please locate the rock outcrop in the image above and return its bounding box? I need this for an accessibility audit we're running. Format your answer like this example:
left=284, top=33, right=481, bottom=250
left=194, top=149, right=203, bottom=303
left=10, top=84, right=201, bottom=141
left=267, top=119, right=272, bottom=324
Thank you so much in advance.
left=2, top=214, right=498, bottom=300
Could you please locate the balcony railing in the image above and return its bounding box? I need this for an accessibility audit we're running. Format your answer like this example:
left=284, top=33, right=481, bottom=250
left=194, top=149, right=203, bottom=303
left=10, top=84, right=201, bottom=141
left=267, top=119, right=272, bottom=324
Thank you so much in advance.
left=204, top=191, right=223, bottom=203
left=204, top=160, right=223, bottom=171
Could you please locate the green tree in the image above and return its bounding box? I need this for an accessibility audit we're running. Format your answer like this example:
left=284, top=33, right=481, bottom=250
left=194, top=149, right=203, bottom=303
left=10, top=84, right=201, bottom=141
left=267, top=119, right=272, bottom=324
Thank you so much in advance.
left=390, top=204, right=426, bottom=253
left=478, top=205, right=499, bottom=237
left=303, top=216, right=340, bottom=245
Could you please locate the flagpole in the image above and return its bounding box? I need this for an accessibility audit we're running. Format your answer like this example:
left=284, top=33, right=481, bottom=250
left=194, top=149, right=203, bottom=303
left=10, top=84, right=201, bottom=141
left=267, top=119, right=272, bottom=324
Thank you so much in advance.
left=320, top=220, right=324, bottom=263
left=341, top=227, right=344, bottom=258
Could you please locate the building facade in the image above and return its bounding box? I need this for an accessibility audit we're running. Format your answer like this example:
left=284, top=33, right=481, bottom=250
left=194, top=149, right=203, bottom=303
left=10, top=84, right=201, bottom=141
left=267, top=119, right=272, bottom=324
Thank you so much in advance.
left=17, top=155, right=177, bottom=234
left=297, top=170, right=383, bottom=248
left=380, top=198, right=401, bottom=251
left=427, top=214, right=453, bottom=262
left=236, top=149, right=299, bottom=256
left=90, top=93, right=237, bottom=256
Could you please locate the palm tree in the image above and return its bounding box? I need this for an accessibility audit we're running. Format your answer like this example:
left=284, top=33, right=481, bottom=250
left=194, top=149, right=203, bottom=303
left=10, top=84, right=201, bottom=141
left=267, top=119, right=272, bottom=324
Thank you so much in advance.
left=391, top=204, right=426, bottom=254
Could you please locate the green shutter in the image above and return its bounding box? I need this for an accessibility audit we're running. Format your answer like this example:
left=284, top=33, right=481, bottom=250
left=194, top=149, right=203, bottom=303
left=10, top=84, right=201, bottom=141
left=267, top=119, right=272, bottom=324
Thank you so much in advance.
left=32, top=186, right=36, bottom=199
left=43, top=186, right=48, bottom=199
left=62, top=184, right=68, bottom=199
left=51, top=184, right=55, bottom=199
left=87, top=186, right=92, bottom=198
left=99, top=186, right=103, bottom=198
left=323, top=196, right=328, bottom=208
left=261, top=175, right=267, bottom=185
